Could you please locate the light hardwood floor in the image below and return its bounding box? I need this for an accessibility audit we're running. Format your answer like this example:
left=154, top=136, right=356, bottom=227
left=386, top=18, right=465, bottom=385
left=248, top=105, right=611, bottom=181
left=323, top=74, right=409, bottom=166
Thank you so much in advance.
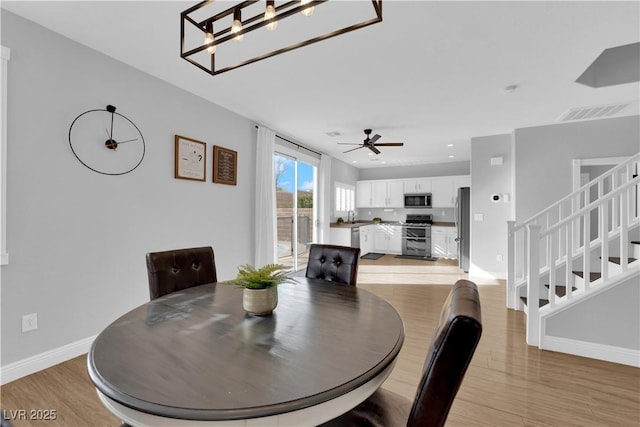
left=1, top=255, right=638, bottom=426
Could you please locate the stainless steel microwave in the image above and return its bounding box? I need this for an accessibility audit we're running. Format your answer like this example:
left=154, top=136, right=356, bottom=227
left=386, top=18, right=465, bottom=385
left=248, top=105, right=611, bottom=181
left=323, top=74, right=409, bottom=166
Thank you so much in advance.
left=404, top=193, right=432, bottom=208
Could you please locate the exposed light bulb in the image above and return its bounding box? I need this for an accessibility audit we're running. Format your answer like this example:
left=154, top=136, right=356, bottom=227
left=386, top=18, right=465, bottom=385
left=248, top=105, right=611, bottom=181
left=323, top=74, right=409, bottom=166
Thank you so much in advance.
left=231, top=9, right=244, bottom=42
left=204, top=22, right=215, bottom=54
left=264, top=1, right=278, bottom=31
left=301, top=0, right=314, bottom=16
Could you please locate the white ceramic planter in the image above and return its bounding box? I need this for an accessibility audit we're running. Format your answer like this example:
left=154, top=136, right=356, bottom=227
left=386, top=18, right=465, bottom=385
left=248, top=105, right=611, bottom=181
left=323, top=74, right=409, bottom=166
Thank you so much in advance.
left=243, top=287, right=278, bottom=316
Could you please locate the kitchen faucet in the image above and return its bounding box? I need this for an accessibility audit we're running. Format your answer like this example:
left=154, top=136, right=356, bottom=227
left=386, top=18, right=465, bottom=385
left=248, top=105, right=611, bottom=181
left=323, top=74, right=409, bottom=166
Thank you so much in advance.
left=347, top=210, right=355, bottom=223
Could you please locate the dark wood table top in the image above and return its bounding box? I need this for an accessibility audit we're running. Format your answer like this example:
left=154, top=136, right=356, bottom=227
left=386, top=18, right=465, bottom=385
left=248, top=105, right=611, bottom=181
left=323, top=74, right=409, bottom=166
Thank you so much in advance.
left=87, top=278, right=404, bottom=421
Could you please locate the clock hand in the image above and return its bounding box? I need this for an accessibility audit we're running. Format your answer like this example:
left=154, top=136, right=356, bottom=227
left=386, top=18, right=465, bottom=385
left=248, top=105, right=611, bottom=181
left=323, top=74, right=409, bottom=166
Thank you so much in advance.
left=104, top=138, right=138, bottom=150
left=106, top=105, right=116, bottom=141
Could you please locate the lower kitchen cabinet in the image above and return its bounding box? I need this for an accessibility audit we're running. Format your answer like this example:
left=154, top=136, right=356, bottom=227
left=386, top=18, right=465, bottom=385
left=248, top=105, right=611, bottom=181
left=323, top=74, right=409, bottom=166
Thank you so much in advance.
left=432, top=226, right=458, bottom=259
left=360, top=225, right=374, bottom=256
left=329, top=227, right=352, bottom=247
left=373, top=224, right=402, bottom=255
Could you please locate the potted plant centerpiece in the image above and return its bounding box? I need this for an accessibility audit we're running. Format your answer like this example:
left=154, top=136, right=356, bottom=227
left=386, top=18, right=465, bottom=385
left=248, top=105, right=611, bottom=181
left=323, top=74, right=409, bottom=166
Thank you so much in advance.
left=227, top=264, right=294, bottom=316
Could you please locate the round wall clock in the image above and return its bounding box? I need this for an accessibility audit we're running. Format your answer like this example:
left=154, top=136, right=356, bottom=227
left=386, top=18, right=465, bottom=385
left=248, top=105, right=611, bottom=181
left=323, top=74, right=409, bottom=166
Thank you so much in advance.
left=68, top=105, right=145, bottom=175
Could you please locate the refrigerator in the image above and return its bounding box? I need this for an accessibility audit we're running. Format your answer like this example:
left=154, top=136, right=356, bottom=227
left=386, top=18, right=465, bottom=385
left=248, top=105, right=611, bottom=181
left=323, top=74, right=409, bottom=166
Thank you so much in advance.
left=455, top=187, right=470, bottom=272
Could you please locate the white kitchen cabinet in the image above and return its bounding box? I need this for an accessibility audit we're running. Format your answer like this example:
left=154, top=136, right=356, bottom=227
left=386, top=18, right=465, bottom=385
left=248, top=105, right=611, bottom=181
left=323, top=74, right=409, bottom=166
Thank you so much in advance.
left=387, top=181, right=404, bottom=207
left=431, top=175, right=471, bottom=207
left=454, top=175, right=471, bottom=189
left=403, top=177, right=431, bottom=194
left=356, top=181, right=373, bottom=208
left=373, top=224, right=402, bottom=254
left=370, top=180, right=404, bottom=208
left=329, top=227, right=352, bottom=247
left=431, top=176, right=455, bottom=207
left=360, top=225, right=374, bottom=256
left=432, top=226, right=458, bottom=259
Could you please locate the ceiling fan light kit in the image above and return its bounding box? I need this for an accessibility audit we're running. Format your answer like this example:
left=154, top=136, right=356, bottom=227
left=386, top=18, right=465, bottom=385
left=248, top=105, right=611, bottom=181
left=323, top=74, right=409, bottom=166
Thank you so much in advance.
left=181, top=0, right=383, bottom=76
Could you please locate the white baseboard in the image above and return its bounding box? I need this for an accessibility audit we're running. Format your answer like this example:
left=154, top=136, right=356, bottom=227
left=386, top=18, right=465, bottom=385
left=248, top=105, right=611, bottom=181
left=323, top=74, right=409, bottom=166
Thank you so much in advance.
left=542, top=335, right=640, bottom=367
left=0, top=335, right=96, bottom=385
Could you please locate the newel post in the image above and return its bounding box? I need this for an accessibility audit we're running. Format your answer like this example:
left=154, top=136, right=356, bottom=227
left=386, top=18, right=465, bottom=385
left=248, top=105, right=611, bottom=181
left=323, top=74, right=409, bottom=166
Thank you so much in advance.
left=507, top=221, right=516, bottom=309
left=526, top=224, right=541, bottom=347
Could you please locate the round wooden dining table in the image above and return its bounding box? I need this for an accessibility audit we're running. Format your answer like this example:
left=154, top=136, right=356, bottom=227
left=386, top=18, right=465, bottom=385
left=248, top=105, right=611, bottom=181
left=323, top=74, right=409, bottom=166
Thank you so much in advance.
left=87, top=277, right=405, bottom=426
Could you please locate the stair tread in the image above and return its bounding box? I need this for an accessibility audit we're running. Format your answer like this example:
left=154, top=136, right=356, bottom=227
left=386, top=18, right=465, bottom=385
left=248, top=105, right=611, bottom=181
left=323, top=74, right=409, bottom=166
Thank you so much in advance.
left=520, top=296, right=549, bottom=308
left=572, top=271, right=601, bottom=281
left=608, top=257, right=638, bottom=265
left=544, top=284, right=578, bottom=297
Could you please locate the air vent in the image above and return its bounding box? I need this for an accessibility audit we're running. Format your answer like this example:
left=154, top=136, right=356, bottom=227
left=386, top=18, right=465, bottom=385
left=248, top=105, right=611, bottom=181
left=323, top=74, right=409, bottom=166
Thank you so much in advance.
left=325, top=131, right=341, bottom=137
left=557, top=102, right=630, bottom=122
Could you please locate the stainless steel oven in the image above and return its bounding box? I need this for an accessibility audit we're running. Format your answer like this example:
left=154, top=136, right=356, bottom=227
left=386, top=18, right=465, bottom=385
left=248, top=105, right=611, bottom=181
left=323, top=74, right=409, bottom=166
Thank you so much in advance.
left=402, top=214, right=433, bottom=259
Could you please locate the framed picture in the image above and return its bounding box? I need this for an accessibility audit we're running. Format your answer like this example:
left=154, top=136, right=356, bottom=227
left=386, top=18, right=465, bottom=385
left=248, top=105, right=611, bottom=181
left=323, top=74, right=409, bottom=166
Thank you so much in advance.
left=213, top=145, right=237, bottom=186
left=175, top=135, right=206, bottom=181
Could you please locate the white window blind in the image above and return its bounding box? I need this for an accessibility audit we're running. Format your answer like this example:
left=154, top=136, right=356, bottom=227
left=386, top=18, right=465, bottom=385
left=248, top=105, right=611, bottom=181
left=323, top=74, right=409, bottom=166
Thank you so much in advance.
left=334, top=182, right=355, bottom=216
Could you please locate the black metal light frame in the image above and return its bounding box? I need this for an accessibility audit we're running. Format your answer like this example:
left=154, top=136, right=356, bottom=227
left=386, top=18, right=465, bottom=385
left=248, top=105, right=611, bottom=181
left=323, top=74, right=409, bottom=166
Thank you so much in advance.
left=181, top=0, right=383, bottom=76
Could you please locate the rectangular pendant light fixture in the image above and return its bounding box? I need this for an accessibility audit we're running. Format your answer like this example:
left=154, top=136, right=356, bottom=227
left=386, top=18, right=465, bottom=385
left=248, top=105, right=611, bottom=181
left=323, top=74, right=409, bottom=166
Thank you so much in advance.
left=181, top=0, right=383, bottom=76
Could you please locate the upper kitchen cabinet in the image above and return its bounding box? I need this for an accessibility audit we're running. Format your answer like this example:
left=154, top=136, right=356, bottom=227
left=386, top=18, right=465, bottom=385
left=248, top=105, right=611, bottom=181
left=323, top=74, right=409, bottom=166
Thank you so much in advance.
left=454, top=175, right=471, bottom=189
left=431, top=175, right=471, bottom=207
left=357, top=179, right=403, bottom=208
left=403, top=177, right=432, bottom=194
left=372, top=180, right=404, bottom=207
left=356, top=181, right=374, bottom=208
left=431, top=176, right=455, bottom=207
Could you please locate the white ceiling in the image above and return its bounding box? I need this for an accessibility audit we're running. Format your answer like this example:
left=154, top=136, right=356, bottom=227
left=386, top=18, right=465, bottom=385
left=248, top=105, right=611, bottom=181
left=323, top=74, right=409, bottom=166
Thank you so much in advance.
left=3, top=1, right=639, bottom=168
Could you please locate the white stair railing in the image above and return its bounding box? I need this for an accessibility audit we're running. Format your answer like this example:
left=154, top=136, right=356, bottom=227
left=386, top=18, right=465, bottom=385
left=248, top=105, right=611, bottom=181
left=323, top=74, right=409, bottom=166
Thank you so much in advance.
left=525, top=175, right=639, bottom=345
left=507, top=152, right=640, bottom=309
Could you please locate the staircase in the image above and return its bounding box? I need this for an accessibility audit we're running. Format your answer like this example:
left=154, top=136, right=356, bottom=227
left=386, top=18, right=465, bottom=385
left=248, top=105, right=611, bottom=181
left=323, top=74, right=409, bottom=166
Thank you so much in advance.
left=507, top=153, right=640, bottom=366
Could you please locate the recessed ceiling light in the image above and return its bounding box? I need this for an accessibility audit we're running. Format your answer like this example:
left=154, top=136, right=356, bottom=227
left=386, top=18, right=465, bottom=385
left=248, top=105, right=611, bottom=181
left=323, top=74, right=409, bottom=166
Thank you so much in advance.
left=381, top=161, right=386, bottom=164
left=449, top=155, right=455, bottom=158
left=447, top=144, right=454, bottom=147
left=368, top=152, right=373, bottom=156
left=352, top=160, right=357, bottom=163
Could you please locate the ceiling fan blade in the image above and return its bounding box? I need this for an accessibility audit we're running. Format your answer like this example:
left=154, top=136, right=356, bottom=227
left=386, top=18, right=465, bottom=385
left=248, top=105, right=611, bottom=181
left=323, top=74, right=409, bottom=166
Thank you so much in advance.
left=368, top=145, right=381, bottom=155
left=374, top=142, right=404, bottom=147
left=343, top=146, right=364, bottom=154
left=369, top=134, right=382, bottom=144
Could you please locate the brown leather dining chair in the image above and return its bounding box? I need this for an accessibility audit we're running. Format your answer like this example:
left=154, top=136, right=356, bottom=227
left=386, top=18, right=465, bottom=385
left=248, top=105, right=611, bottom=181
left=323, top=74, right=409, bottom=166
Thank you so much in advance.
left=320, top=279, right=482, bottom=427
left=305, top=244, right=361, bottom=286
left=145, top=246, right=217, bottom=300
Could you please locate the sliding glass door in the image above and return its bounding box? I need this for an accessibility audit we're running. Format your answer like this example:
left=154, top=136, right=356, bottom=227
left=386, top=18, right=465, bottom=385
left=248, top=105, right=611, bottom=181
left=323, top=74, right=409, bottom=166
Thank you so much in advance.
left=274, top=152, right=317, bottom=272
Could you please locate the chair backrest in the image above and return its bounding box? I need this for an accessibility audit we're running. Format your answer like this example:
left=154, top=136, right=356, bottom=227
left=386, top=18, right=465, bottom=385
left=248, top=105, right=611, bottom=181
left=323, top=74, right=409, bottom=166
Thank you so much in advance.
left=305, top=244, right=360, bottom=286
left=407, top=279, right=482, bottom=427
left=146, top=246, right=217, bottom=300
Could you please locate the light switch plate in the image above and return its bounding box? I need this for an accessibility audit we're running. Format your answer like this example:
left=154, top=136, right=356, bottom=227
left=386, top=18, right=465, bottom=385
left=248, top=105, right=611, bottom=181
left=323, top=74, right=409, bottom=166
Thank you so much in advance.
left=474, top=213, right=484, bottom=222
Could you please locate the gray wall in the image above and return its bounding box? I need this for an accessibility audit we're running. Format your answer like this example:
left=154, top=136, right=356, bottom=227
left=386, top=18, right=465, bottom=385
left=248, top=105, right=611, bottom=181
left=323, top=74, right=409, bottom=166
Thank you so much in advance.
left=469, top=134, right=513, bottom=278
left=1, top=11, right=256, bottom=366
left=546, top=275, right=640, bottom=349
left=514, top=116, right=640, bottom=222
left=330, top=158, right=359, bottom=222
left=357, top=160, right=470, bottom=180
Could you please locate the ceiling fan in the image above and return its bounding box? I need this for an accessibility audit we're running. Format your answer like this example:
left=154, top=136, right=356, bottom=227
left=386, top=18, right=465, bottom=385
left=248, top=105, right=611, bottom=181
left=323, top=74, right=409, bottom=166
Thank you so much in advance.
left=339, top=129, right=404, bottom=155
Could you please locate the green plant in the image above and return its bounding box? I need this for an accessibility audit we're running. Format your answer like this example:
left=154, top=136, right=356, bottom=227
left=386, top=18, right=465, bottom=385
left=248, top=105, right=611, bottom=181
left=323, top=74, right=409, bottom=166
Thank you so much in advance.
left=336, top=217, right=344, bottom=223
left=226, top=264, right=295, bottom=289
left=372, top=217, right=382, bottom=223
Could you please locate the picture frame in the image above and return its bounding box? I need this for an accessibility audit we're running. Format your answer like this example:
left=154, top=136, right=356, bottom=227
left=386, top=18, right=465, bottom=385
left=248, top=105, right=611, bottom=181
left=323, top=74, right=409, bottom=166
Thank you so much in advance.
left=175, top=135, right=206, bottom=181
left=212, top=145, right=237, bottom=186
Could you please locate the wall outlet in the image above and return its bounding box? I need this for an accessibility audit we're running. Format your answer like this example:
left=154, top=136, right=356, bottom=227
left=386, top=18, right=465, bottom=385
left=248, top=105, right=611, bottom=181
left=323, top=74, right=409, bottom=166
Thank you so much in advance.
left=22, top=313, right=38, bottom=333
left=496, top=254, right=504, bottom=262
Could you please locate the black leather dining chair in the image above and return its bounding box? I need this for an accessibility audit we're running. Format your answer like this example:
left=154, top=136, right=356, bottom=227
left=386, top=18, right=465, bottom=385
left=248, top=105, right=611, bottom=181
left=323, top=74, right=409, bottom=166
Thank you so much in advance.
left=145, top=246, right=217, bottom=300
left=320, top=279, right=482, bottom=427
left=305, top=244, right=360, bottom=286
